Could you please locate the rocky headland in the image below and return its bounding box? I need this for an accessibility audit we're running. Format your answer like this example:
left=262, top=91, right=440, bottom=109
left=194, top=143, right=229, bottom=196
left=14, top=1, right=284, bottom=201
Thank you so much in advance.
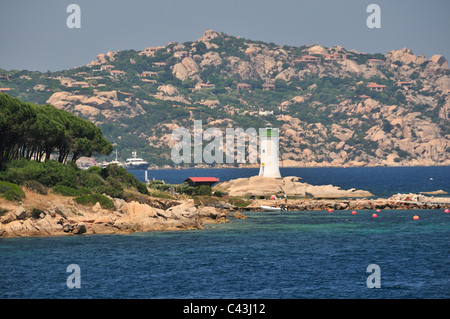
left=214, top=175, right=373, bottom=198
left=0, top=189, right=230, bottom=238
left=2, top=30, right=449, bottom=168
left=1, top=187, right=449, bottom=238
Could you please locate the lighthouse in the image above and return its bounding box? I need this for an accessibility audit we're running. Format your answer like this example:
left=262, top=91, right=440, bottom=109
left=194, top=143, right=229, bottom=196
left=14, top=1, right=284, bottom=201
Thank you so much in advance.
left=258, top=126, right=281, bottom=178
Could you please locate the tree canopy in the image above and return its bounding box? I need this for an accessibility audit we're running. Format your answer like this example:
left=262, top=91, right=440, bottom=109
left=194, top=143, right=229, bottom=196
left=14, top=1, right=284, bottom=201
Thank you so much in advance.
left=0, top=93, right=112, bottom=168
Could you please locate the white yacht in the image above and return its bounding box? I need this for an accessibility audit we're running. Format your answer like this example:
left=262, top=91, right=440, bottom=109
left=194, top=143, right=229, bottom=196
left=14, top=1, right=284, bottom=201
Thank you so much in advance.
left=124, top=151, right=149, bottom=170
left=101, top=150, right=124, bottom=168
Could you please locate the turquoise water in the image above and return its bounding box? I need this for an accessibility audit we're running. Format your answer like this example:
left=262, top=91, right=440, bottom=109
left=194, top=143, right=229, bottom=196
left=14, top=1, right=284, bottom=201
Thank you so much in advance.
left=1, top=209, right=449, bottom=299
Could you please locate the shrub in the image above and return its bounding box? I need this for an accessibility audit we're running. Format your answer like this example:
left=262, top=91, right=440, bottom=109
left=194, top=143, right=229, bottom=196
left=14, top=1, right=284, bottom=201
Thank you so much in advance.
left=0, top=159, right=81, bottom=187
left=196, top=185, right=212, bottom=196
left=0, top=181, right=26, bottom=201
left=24, top=180, right=47, bottom=195
left=30, top=208, right=45, bottom=219
left=52, top=185, right=84, bottom=197
left=74, top=193, right=114, bottom=209
left=98, top=165, right=149, bottom=195
left=228, top=197, right=251, bottom=208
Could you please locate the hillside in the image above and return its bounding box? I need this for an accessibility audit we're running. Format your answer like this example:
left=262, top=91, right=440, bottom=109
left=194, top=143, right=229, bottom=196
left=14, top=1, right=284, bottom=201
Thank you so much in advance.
left=1, top=30, right=449, bottom=167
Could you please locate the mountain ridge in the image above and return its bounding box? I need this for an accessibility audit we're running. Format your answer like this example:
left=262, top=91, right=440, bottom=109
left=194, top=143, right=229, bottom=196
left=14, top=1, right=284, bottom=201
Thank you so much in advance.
left=1, top=29, right=449, bottom=168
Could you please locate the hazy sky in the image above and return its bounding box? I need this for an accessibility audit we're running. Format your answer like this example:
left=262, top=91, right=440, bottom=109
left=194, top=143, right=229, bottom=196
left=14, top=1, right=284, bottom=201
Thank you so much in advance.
left=0, top=0, right=449, bottom=72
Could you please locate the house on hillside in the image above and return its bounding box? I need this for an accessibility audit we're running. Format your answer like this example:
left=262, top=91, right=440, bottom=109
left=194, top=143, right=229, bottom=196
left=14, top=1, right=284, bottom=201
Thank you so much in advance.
left=100, top=65, right=115, bottom=71
left=262, top=83, right=276, bottom=90
left=237, top=83, right=252, bottom=90
left=297, top=55, right=321, bottom=63
left=174, top=51, right=188, bottom=58
left=140, top=46, right=163, bottom=56
left=324, top=54, right=347, bottom=61
left=141, top=79, right=157, bottom=84
left=367, top=59, right=384, bottom=67
left=366, top=82, right=386, bottom=92
left=153, top=62, right=167, bottom=67
left=110, top=70, right=126, bottom=77
left=140, top=71, right=158, bottom=77
left=195, top=83, right=216, bottom=90
left=396, top=81, right=413, bottom=90
left=68, top=81, right=89, bottom=88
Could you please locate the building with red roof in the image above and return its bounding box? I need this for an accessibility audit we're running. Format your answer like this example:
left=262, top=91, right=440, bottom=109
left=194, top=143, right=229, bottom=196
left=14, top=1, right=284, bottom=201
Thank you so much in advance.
left=184, top=177, right=219, bottom=187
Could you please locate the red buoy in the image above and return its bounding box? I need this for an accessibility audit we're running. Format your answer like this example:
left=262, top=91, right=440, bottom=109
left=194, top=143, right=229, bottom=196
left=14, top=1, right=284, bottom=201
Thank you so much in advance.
left=352, top=211, right=357, bottom=215
left=372, top=213, right=377, bottom=218
left=328, top=209, right=333, bottom=213
left=413, top=215, right=419, bottom=220
left=445, top=209, right=450, bottom=214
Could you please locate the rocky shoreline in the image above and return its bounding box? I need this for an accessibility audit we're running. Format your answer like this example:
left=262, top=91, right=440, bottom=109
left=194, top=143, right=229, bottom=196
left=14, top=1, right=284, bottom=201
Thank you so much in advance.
left=0, top=190, right=231, bottom=238
left=243, top=194, right=450, bottom=212
left=1, top=189, right=449, bottom=238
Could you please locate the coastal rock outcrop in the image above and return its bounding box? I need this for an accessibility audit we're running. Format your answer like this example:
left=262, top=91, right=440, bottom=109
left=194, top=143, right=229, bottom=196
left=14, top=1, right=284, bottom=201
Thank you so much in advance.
left=0, top=191, right=229, bottom=238
left=214, top=176, right=373, bottom=198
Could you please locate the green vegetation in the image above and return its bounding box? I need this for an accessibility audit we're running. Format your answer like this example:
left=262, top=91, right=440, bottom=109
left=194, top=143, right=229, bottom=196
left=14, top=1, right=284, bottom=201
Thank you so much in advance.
left=1, top=31, right=448, bottom=167
left=0, top=93, right=112, bottom=168
left=30, top=208, right=45, bottom=219
left=74, top=193, right=114, bottom=209
left=0, top=159, right=149, bottom=203
left=24, top=180, right=47, bottom=195
left=0, top=180, right=25, bottom=201
left=147, top=179, right=215, bottom=197
left=0, top=95, right=150, bottom=206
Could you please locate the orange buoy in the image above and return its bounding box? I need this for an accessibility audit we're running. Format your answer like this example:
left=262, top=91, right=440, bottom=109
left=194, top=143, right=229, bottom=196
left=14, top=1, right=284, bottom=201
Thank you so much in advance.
left=352, top=211, right=357, bottom=215
left=413, top=215, right=419, bottom=220
left=376, top=209, right=381, bottom=213
left=445, top=209, right=450, bottom=214
left=372, top=213, right=377, bottom=218
left=328, top=209, right=333, bottom=213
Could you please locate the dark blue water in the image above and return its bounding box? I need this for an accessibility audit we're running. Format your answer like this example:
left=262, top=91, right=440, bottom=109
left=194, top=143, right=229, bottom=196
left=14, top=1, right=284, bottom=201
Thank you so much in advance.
left=0, top=167, right=449, bottom=299
left=0, top=209, right=449, bottom=299
left=133, top=166, right=450, bottom=198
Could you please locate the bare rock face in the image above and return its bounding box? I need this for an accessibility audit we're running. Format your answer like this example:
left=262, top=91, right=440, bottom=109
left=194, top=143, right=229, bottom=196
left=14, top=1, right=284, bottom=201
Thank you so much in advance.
left=45, top=91, right=142, bottom=121
left=0, top=193, right=228, bottom=237
left=172, top=57, right=200, bottom=81
left=200, top=51, right=222, bottom=67
left=429, top=55, right=449, bottom=69
left=306, top=45, right=328, bottom=55
left=386, top=48, right=418, bottom=65
left=155, top=84, right=191, bottom=104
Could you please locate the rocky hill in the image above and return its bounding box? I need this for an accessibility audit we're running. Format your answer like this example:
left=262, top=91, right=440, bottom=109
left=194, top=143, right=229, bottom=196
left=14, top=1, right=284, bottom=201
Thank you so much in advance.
left=1, top=30, right=449, bottom=167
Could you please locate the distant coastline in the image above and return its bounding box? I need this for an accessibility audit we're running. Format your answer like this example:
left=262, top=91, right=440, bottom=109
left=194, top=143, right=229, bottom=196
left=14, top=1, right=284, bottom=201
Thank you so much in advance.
left=138, top=163, right=450, bottom=171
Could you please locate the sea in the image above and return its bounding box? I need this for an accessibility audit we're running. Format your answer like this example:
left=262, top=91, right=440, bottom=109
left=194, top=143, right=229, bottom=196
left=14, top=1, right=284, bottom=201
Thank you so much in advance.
left=0, top=166, right=449, bottom=301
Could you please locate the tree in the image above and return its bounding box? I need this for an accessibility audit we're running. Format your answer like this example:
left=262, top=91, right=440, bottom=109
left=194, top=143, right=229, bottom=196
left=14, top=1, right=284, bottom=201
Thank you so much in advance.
left=0, top=93, right=112, bottom=168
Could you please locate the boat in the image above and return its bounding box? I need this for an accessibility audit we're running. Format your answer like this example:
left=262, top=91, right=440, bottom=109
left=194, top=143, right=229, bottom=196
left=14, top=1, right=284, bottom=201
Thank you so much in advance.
left=260, top=205, right=287, bottom=212
left=101, top=150, right=124, bottom=168
left=124, top=151, right=149, bottom=170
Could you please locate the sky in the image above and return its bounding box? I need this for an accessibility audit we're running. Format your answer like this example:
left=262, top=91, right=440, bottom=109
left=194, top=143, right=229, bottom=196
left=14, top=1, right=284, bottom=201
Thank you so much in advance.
left=0, top=0, right=449, bottom=72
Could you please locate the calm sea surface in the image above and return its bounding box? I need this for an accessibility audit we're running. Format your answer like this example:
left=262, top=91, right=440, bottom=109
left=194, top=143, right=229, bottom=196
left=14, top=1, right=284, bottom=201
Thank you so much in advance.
left=131, top=166, right=450, bottom=198
left=0, top=167, right=449, bottom=299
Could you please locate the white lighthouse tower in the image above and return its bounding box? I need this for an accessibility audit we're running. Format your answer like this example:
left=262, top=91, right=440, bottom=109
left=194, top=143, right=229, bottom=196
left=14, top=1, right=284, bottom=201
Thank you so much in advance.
left=258, top=126, right=281, bottom=178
